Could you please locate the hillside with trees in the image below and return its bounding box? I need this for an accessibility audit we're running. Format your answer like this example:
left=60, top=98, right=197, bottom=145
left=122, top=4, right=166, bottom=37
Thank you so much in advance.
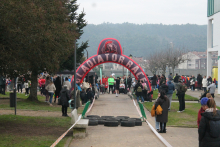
left=79, top=23, right=207, bottom=57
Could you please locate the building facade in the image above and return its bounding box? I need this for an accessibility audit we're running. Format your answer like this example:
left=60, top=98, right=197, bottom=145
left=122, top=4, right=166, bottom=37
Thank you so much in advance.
left=207, top=0, right=220, bottom=93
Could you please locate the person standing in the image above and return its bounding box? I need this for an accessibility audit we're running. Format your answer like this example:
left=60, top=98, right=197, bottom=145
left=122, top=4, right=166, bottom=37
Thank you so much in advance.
left=59, top=85, right=70, bottom=116
left=197, top=74, right=203, bottom=91
left=190, top=75, right=195, bottom=91
left=108, top=75, right=114, bottom=94
left=168, top=73, right=173, bottom=81
left=207, top=81, right=216, bottom=98
left=127, top=76, right=132, bottom=91
left=176, top=79, right=187, bottom=112
left=202, top=76, right=208, bottom=92
left=54, top=76, right=62, bottom=103
left=167, top=79, right=175, bottom=110
left=155, top=90, right=170, bottom=133
left=17, top=75, right=24, bottom=93
left=45, top=76, right=50, bottom=102
left=174, top=73, right=180, bottom=85
left=24, top=80, right=29, bottom=96
left=63, top=77, right=71, bottom=90
left=134, top=80, right=144, bottom=103
left=199, top=99, right=220, bottom=146
left=151, top=74, right=157, bottom=91
left=115, top=77, right=120, bottom=97
left=197, top=97, right=209, bottom=128
left=159, top=75, right=166, bottom=87
left=46, top=81, right=56, bottom=104
left=207, top=76, right=212, bottom=86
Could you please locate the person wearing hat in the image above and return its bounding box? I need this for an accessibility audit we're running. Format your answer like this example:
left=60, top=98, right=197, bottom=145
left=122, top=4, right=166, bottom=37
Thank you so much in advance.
left=197, top=97, right=209, bottom=128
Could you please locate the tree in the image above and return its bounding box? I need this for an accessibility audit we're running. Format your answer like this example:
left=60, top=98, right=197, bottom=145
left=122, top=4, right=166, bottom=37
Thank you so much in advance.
left=59, top=0, right=88, bottom=71
left=166, top=46, right=189, bottom=74
left=0, top=0, right=78, bottom=101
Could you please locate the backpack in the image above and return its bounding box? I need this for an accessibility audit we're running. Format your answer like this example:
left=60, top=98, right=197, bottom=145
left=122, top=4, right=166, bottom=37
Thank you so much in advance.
left=137, top=85, right=142, bottom=92
left=181, top=84, right=187, bottom=93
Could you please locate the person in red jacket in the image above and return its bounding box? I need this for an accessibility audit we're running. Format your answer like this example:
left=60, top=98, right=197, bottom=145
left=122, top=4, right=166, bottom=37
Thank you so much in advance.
left=197, top=97, right=209, bottom=128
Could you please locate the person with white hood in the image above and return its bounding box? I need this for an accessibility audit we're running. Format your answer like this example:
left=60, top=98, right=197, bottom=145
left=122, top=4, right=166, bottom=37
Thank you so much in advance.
left=202, top=76, right=208, bottom=92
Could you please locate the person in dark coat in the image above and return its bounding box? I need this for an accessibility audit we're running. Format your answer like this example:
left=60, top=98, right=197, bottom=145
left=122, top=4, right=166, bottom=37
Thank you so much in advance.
left=159, top=75, right=166, bottom=86
left=59, top=85, right=70, bottom=116
left=151, top=74, right=157, bottom=91
left=197, top=74, right=203, bottom=90
left=199, top=99, right=220, bottom=147
left=207, top=76, right=212, bottom=86
left=54, top=76, right=62, bottom=103
left=86, top=88, right=94, bottom=104
left=134, top=80, right=144, bottom=103
left=155, top=90, right=170, bottom=133
left=159, top=81, right=168, bottom=93
left=127, top=76, right=132, bottom=91
left=80, top=89, right=86, bottom=105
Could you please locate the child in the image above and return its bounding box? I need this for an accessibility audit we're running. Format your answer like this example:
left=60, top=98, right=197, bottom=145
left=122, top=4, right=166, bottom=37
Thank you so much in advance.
left=24, top=81, right=29, bottom=96
left=197, top=97, right=209, bottom=128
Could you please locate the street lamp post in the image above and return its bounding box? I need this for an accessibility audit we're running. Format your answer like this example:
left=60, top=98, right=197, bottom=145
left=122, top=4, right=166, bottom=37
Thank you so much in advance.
left=74, top=40, right=76, bottom=109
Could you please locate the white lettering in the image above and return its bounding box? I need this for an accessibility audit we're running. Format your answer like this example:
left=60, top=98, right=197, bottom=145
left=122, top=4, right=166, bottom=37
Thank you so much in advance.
left=136, top=72, right=144, bottom=79
left=131, top=66, right=139, bottom=74
left=126, top=60, right=133, bottom=68
left=105, top=54, right=109, bottom=61
left=81, top=65, right=89, bottom=73
left=86, top=60, right=94, bottom=68
left=118, top=56, right=125, bottom=64
left=97, top=55, right=104, bottom=63
left=92, top=58, right=97, bottom=64
left=112, top=54, right=117, bottom=62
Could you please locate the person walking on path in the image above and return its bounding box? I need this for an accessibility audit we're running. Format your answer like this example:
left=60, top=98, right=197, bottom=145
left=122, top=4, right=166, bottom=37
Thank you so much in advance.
left=197, top=97, right=209, bottom=128
left=17, top=75, right=24, bottom=93
left=46, top=81, right=56, bottom=104
left=176, top=79, right=187, bottom=112
left=127, top=75, right=132, bottom=91
left=207, top=81, right=216, bottom=98
left=62, top=77, right=71, bottom=90
left=115, top=77, right=120, bottom=97
left=202, top=76, right=208, bottom=92
left=151, top=74, right=157, bottom=91
left=199, top=99, right=220, bottom=147
left=167, top=79, right=175, bottom=110
left=108, top=75, right=114, bottom=94
left=155, top=90, right=170, bottom=133
left=134, top=80, right=144, bottom=103
left=54, top=76, right=62, bottom=103
left=24, top=80, right=29, bottom=96
left=59, top=85, right=70, bottom=116
left=197, top=74, right=203, bottom=91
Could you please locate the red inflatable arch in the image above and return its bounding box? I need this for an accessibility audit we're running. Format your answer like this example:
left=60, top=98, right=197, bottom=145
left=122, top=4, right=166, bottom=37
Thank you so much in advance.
left=71, top=38, right=151, bottom=91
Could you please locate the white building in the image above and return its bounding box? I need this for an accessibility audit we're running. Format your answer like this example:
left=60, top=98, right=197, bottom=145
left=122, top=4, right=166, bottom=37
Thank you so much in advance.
left=178, top=51, right=217, bottom=69
left=207, top=0, right=220, bottom=93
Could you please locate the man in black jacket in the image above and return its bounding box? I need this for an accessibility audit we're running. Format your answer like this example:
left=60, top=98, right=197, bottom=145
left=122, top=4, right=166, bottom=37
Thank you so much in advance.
left=134, top=80, right=144, bottom=103
left=127, top=76, right=132, bottom=91
left=197, top=74, right=202, bottom=90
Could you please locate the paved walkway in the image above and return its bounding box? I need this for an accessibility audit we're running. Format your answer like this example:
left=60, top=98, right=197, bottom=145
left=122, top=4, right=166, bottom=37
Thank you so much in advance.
left=69, top=94, right=198, bottom=147
left=186, top=89, right=220, bottom=107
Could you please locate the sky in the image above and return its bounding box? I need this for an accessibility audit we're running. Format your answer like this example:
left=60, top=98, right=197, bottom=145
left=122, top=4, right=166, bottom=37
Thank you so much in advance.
left=77, top=0, right=208, bottom=25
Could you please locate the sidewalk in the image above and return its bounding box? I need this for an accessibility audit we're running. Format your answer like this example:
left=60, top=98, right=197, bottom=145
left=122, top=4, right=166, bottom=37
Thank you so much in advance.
left=68, top=94, right=198, bottom=147
left=186, top=89, right=220, bottom=107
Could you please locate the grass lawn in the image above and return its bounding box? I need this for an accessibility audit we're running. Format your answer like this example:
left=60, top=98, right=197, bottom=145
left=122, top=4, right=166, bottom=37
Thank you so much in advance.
left=144, top=102, right=220, bottom=128
left=0, top=115, right=72, bottom=147
left=0, top=92, right=84, bottom=114
left=152, top=91, right=198, bottom=101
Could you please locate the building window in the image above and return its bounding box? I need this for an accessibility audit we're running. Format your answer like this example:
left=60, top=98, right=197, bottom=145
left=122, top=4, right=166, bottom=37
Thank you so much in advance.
left=188, top=64, right=191, bottom=66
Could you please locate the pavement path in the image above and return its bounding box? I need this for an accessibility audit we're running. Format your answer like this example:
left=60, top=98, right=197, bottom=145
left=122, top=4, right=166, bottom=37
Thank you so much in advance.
left=69, top=94, right=198, bottom=147
left=186, top=89, right=220, bottom=107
